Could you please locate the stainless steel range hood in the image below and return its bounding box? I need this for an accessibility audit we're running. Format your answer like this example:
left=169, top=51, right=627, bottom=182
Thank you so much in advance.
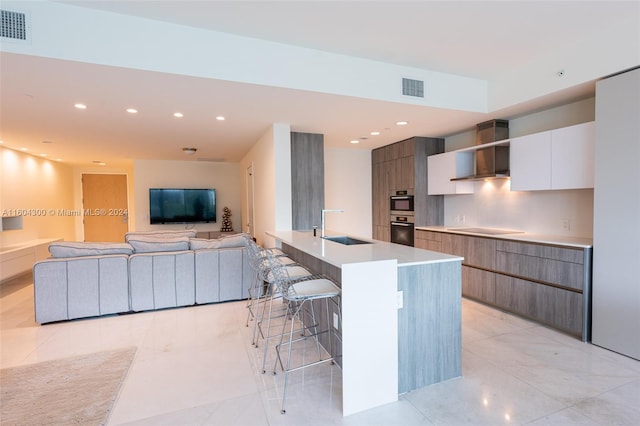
left=451, top=119, right=510, bottom=181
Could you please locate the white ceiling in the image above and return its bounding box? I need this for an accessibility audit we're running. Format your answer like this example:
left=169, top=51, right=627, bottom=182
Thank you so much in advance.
left=1, top=1, right=637, bottom=166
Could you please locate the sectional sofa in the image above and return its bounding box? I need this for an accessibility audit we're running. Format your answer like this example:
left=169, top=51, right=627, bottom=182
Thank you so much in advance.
left=32, top=230, right=253, bottom=324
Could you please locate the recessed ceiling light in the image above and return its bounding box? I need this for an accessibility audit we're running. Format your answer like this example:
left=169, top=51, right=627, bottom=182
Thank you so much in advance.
left=396, top=121, right=408, bottom=126
left=216, top=116, right=225, bottom=121
left=360, top=137, right=368, bottom=140
left=92, top=160, right=106, bottom=166
left=40, top=153, right=47, bottom=157
left=74, top=103, right=87, bottom=109
left=41, top=140, right=53, bottom=144
left=20, top=147, right=28, bottom=151
left=350, top=140, right=360, bottom=144
left=126, top=108, right=138, bottom=114
left=174, top=112, right=184, bottom=118
left=182, top=147, right=197, bottom=155
left=370, top=131, right=380, bottom=136
left=55, top=158, right=63, bottom=162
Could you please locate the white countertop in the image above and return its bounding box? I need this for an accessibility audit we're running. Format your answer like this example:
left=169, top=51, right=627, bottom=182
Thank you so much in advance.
left=416, top=226, right=593, bottom=249
left=266, top=230, right=463, bottom=268
left=0, top=238, right=62, bottom=255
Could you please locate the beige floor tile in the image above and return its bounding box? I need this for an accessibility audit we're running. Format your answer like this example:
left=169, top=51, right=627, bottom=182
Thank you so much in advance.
left=2, top=275, right=639, bottom=425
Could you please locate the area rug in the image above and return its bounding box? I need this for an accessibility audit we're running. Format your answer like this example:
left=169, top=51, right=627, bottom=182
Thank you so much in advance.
left=0, top=347, right=137, bottom=425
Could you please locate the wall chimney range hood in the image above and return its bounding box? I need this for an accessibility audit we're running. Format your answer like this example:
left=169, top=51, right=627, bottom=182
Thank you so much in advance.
left=451, top=119, right=510, bottom=181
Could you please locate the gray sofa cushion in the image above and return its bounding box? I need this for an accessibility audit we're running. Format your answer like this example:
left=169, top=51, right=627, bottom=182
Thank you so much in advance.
left=189, top=233, right=249, bottom=250
left=217, top=233, right=249, bottom=248
left=189, top=238, right=222, bottom=250
left=127, top=236, right=190, bottom=253
left=49, top=242, right=134, bottom=258
left=125, top=230, right=197, bottom=242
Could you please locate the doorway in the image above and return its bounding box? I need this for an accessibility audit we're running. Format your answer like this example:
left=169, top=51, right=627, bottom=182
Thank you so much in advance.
left=82, top=174, right=129, bottom=242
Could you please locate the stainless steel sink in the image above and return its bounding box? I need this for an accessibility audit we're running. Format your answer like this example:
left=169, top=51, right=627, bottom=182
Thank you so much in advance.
left=449, top=227, right=524, bottom=235
left=322, top=236, right=372, bottom=245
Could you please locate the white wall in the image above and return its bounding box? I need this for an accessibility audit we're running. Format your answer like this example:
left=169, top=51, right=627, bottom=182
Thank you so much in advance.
left=240, top=123, right=292, bottom=247
left=273, top=124, right=293, bottom=232
left=240, top=129, right=372, bottom=246
left=1, top=147, right=76, bottom=246
left=446, top=98, right=596, bottom=151
left=445, top=181, right=594, bottom=237
left=1, top=1, right=486, bottom=114
left=324, top=147, right=372, bottom=238
left=443, top=98, right=596, bottom=237
left=133, top=159, right=241, bottom=233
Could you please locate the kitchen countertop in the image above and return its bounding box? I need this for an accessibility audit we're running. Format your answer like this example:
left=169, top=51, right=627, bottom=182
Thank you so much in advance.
left=266, top=230, right=463, bottom=268
left=416, top=226, right=593, bottom=249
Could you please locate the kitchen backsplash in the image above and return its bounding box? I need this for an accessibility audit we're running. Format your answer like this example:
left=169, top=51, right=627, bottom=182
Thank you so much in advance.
left=444, top=178, right=594, bottom=237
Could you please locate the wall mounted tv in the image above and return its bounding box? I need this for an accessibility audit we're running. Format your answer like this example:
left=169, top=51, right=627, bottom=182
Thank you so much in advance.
left=149, top=188, right=216, bottom=224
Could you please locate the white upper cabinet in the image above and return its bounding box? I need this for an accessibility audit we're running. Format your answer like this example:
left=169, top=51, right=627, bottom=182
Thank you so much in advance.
left=428, top=151, right=474, bottom=195
left=510, top=121, right=595, bottom=191
left=551, top=121, right=595, bottom=190
left=510, top=131, right=552, bottom=191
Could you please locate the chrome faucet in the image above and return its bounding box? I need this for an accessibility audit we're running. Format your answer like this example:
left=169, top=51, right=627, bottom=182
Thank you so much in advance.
left=321, top=209, right=344, bottom=238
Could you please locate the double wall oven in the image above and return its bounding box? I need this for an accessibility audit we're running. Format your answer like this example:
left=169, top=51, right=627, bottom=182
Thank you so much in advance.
left=390, top=191, right=415, bottom=247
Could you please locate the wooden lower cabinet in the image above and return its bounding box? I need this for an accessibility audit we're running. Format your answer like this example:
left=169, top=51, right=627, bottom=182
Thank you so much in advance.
left=495, top=275, right=583, bottom=337
left=415, top=229, right=442, bottom=251
left=428, top=231, right=591, bottom=340
left=442, top=233, right=496, bottom=270
left=462, top=266, right=496, bottom=304
left=374, top=225, right=390, bottom=242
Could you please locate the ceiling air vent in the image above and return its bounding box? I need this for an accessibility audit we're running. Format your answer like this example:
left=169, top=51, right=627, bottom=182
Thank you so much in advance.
left=1, top=9, right=28, bottom=41
left=402, top=78, right=424, bottom=98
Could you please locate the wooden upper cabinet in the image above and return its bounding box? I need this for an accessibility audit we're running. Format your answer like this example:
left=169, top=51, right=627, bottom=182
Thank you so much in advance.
left=399, top=138, right=415, bottom=157
left=291, top=132, right=324, bottom=230
left=372, top=137, right=444, bottom=236
left=399, top=156, right=415, bottom=190
left=372, top=147, right=385, bottom=164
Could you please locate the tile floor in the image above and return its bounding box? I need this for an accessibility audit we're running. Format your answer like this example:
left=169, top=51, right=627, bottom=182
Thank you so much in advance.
left=1, top=273, right=639, bottom=425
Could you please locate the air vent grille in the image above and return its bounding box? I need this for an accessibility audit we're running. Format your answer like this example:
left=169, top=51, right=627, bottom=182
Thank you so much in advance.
left=1, top=9, right=27, bottom=40
left=402, top=78, right=424, bottom=98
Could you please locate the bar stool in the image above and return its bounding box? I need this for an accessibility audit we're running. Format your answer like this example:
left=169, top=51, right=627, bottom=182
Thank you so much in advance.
left=245, top=240, right=312, bottom=350
left=244, top=237, right=296, bottom=328
left=264, top=249, right=341, bottom=414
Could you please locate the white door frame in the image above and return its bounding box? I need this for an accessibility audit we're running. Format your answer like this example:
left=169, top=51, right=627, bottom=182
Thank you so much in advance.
left=246, top=163, right=255, bottom=238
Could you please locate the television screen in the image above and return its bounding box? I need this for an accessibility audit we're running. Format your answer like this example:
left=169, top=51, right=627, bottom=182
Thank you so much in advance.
left=149, top=188, right=216, bottom=224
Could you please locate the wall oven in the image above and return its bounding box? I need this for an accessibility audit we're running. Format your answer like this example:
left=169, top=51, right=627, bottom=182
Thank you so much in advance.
left=390, top=216, right=415, bottom=247
left=390, top=191, right=414, bottom=215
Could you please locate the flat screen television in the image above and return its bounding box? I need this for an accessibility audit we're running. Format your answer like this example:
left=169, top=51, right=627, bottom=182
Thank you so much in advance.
left=149, top=188, right=216, bottom=224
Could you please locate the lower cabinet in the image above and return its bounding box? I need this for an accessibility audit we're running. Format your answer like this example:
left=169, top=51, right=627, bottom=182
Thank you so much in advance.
left=374, top=225, right=390, bottom=242
left=495, top=275, right=583, bottom=336
left=462, top=266, right=496, bottom=304
left=429, top=231, right=592, bottom=341
left=415, top=229, right=442, bottom=251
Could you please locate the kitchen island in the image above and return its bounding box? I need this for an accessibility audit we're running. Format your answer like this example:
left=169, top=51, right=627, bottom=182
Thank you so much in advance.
left=266, top=230, right=463, bottom=416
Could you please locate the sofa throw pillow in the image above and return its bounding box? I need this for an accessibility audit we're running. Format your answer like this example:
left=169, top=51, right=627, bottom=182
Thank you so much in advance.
left=189, top=238, right=222, bottom=250
left=217, top=233, right=249, bottom=248
left=49, top=242, right=134, bottom=258
left=127, top=236, right=190, bottom=253
left=125, top=230, right=197, bottom=243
